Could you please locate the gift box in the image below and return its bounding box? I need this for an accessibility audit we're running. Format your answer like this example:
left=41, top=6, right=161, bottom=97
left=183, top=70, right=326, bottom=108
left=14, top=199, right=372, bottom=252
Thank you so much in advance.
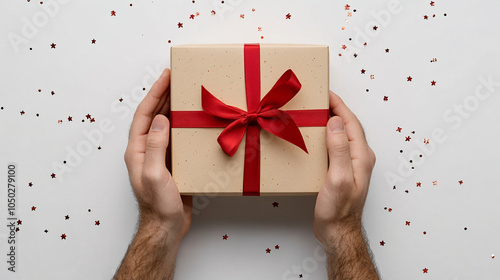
left=170, top=44, right=329, bottom=196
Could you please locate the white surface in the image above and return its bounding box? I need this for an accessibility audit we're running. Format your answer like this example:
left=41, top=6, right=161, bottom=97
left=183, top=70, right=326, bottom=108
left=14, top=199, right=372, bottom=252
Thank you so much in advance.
left=1, top=0, right=500, bottom=279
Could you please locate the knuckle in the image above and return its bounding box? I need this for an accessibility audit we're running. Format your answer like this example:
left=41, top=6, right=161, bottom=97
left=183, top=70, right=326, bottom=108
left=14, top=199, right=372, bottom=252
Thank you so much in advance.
left=141, top=168, right=160, bottom=186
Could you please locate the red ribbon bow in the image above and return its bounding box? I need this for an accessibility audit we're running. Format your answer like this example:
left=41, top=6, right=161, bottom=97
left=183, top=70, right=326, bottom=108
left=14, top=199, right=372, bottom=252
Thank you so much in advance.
left=201, top=69, right=308, bottom=157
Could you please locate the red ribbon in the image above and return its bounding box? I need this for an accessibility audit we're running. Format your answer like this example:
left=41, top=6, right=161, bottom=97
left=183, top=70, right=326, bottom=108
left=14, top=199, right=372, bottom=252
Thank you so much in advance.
left=171, top=44, right=329, bottom=196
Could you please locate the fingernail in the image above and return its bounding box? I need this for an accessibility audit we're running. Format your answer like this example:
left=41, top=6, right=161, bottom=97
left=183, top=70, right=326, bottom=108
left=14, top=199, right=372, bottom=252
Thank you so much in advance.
left=150, top=115, right=165, bottom=131
left=328, top=117, right=344, bottom=132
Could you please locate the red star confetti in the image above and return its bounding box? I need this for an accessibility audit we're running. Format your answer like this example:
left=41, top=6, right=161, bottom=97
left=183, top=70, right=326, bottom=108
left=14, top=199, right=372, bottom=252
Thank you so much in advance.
left=424, top=15, right=429, bottom=20
left=417, top=182, right=422, bottom=187
left=95, top=220, right=100, bottom=226
left=222, top=234, right=228, bottom=240
left=28, top=182, right=33, bottom=187
left=430, top=1, right=435, bottom=6
left=424, top=138, right=430, bottom=144
left=178, top=22, right=183, bottom=28
left=407, top=76, right=412, bottom=82
left=431, top=80, right=437, bottom=86
left=383, top=96, right=388, bottom=101
left=361, top=69, right=366, bottom=74
left=405, top=136, right=411, bottom=142
left=17, top=220, right=22, bottom=225
left=285, top=13, right=291, bottom=19
left=385, top=48, right=390, bottom=53
left=65, top=215, right=70, bottom=220
left=265, top=248, right=271, bottom=254
left=189, top=14, right=195, bottom=19
left=388, top=208, right=393, bottom=212
left=272, top=202, right=279, bottom=207
left=90, top=118, right=95, bottom=123
left=51, top=173, right=56, bottom=178
left=341, top=45, right=347, bottom=50
left=405, top=221, right=411, bottom=226
left=275, top=245, right=280, bottom=250
left=50, top=43, right=56, bottom=49
left=31, top=206, right=36, bottom=211
left=20, top=110, right=25, bottom=115
left=380, top=240, right=385, bottom=246
left=240, top=14, right=244, bottom=19
left=423, top=268, right=429, bottom=273
left=373, top=26, right=378, bottom=30
left=459, top=180, right=463, bottom=185
left=86, top=114, right=91, bottom=119
left=396, top=127, right=402, bottom=132
left=91, top=39, right=96, bottom=44
left=61, top=233, right=67, bottom=240
left=51, top=91, right=55, bottom=95
left=111, top=10, right=116, bottom=16
left=68, top=116, right=72, bottom=121
left=345, top=4, right=350, bottom=10
left=16, top=227, right=20, bottom=232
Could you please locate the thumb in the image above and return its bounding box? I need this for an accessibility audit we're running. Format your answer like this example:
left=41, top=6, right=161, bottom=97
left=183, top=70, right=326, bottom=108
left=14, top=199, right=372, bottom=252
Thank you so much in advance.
left=326, top=116, right=354, bottom=187
left=143, top=115, right=170, bottom=180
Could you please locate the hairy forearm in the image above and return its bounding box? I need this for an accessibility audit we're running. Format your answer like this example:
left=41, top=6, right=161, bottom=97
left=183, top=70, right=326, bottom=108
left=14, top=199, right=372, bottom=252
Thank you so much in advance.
left=324, top=226, right=380, bottom=280
left=114, top=220, right=180, bottom=280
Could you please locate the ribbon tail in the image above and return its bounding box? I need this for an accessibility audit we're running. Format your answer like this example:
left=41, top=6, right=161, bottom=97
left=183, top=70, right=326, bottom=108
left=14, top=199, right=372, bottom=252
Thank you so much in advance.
left=217, top=119, right=249, bottom=157
left=258, top=110, right=308, bottom=153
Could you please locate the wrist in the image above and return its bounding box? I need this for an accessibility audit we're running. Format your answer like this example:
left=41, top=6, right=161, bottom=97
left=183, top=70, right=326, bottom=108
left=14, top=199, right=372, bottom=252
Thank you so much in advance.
left=137, top=215, right=183, bottom=249
left=321, top=222, right=364, bottom=253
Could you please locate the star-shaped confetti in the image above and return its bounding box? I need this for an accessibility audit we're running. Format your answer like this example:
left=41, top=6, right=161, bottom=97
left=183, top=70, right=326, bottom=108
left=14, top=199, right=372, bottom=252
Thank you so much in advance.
left=361, top=69, right=366, bottom=74
left=222, top=234, right=228, bottom=240
left=405, top=221, right=411, bottom=226
left=396, top=127, right=402, bottom=132
left=380, top=240, right=385, bottom=246
left=431, top=80, right=437, bottom=86
left=31, top=206, right=36, bottom=211
left=265, top=248, right=271, bottom=254
left=17, top=220, right=22, bottom=225
left=423, top=268, right=429, bottom=273
left=178, top=22, right=183, bottom=28
left=407, top=76, right=412, bottom=82
left=459, top=180, right=463, bottom=185
left=373, top=26, right=378, bottom=30
left=345, top=4, right=350, bottom=10
left=111, top=11, right=116, bottom=16
left=430, top=1, right=435, bottom=6
left=385, top=48, right=390, bottom=53
left=275, top=245, right=280, bottom=250
left=61, top=233, right=67, bottom=240
left=51, top=173, right=56, bottom=178
left=272, top=202, right=279, bottom=207
left=405, top=136, right=411, bottom=142
left=189, top=14, right=195, bottom=19
left=383, top=96, right=389, bottom=101
left=424, top=15, right=429, bottom=20
left=285, top=13, right=291, bottom=19
left=20, top=110, right=25, bottom=115
left=95, top=220, right=100, bottom=226
left=91, top=39, right=96, bottom=44
left=416, top=182, right=422, bottom=187
left=68, top=116, right=72, bottom=121
left=50, top=43, right=56, bottom=49
left=65, top=215, right=70, bottom=220
left=28, top=182, right=33, bottom=187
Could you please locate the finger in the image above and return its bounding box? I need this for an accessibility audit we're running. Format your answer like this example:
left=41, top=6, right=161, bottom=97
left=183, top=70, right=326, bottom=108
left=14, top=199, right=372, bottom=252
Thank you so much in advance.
left=142, top=115, right=171, bottom=186
left=129, top=69, right=171, bottom=143
left=329, top=91, right=368, bottom=150
left=325, top=116, right=354, bottom=190
left=158, top=88, right=171, bottom=117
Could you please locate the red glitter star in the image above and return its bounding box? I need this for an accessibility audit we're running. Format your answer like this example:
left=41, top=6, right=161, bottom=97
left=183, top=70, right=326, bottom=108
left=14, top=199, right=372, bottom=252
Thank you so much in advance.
left=65, top=215, right=70, bottom=220
left=383, top=96, right=388, bottom=101
left=91, top=39, right=96, bottom=44
left=68, top=116, right=72, bottom=121
left=240, top=14, right=244, bottom=19
left=119, top=98, right=123, bottom=102
left=431, top=80, right=437, bottom=86
left=430, top=1, right=435, bottom=6
left=28, top=182, right=33, bottom=187
left=50, top=43, right=56, bottom=49
left=423, top=268, right=428, bottom=273
left=361, top=69, right=366, bottom=74
left=388, top=208, right=392, bottom=212
left=272, top=202, right=279, bottom=207
left=345, top=4, right=350, bottom=10
left=416, top=182, right=421, bottom=187
left=178, top=22, right=183, bottom=28
left=51, top=173, right=56, bottom=178
left=285, top=13, right=291, bottom=19
left=275, top=245, right=280, bottom=250
left=265, top=248, right=271, bottom=254
left=373, top=26, right=378, bottom=30
left=95, top=220, right=100, bottom=226
left=111, top=10, right=116, bottom=16
left=61, top=233, right=67, bottom=240
left=407, top=76, right=412, bottom=82
left=31, top=206, right=36, bottom=211
left=222, top=234, right=228, bottom=240
left=396, top=127, right=402, bottom=132
left=405, top=221, right=411, bottom=226
left=459, top=180, right=463, bottom=185
left=385, top=48, right=390, bottom=53
left=424, top=138, right=430, bottom=144
left=380, top=240, right=385, bottom=246
left=90, top=118, right=95, bottom=123
left=189, top=14, right=195, bottom=19
left=341, top=45, right=347, bottom=50
left=17, top=220, right=22, bottom=225
left=424, top=15, right=428, bottom=20
left=85, top=114, right=91, bottom=119
left=20, top=110, right=25, bottom=115
left=16, top=227, right=20, bottom=232
left=405, top=136, right=411, bottom=142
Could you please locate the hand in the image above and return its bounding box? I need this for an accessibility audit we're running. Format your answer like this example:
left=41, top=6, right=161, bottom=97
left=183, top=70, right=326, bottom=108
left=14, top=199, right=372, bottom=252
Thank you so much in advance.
left=314, top=91, right=376, bottom=246
left=124, top=68, right=192, bottom=243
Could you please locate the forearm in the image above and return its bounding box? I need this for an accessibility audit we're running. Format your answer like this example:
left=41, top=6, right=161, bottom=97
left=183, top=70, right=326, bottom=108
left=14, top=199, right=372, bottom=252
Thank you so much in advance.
left=114, top=219, right=181, bottom=280
left=324, top=225, right=380, bottom=280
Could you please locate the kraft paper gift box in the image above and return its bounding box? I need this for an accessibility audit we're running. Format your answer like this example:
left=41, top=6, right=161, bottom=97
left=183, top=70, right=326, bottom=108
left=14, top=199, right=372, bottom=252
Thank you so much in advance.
left=170, top=44, right=329, bottom=196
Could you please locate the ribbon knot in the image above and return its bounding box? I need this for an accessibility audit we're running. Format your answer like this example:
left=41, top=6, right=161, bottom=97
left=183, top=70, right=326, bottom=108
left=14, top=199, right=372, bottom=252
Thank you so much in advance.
left=201, top=69, right=308, bottom=157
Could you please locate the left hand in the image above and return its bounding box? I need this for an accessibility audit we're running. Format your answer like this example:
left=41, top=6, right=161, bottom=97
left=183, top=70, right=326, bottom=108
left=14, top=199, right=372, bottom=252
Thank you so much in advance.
left=124, top=68, right=192, bottom=243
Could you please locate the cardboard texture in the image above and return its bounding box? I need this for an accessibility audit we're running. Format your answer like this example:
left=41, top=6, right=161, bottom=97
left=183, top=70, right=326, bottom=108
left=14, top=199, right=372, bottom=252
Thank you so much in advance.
left=170, top=44, right=329, bottom=195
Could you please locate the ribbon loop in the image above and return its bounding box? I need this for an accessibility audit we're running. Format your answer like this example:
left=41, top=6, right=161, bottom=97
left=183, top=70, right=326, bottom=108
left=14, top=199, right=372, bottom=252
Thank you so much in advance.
left=201, top=69, right=307, bottom=157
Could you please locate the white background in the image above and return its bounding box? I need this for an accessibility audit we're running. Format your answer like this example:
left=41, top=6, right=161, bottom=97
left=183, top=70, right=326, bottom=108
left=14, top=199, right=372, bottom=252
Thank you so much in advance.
left=1, top=0, right=500, bottom=279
